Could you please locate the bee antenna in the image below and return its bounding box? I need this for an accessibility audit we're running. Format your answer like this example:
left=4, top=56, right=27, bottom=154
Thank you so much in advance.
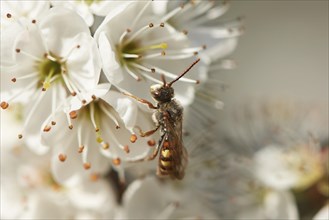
left=161, top=74, right=167, bottom=86
left=168, top=58, right=200, bottom=87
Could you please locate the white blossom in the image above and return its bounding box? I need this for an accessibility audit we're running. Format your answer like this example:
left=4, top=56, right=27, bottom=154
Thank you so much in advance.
left=0, top=145, right=117, bottom=219
left=160, top=0, right=243, bottom=64
left=95, top=1, right=205, bottom=107
left=0, top=0, right=50, bottom=30
left=1, top=7, right=102, bottom=154
left=50, top=1, right=132, bottom=27
left=41, top=84, right=157, bottom=184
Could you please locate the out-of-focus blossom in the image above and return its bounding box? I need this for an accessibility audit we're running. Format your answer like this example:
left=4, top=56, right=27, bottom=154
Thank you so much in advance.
left=117, top=176, right=218, bottom=219
left=0, top=145, right=117, bottom=219
left=0, top=0, right=50, bottom=30
left=218, top=101, right=328, bottom=154
left=1, top=7, right=101, bottom=153
left=160, top=0, right=243, bottom=64
left=51, top=1, right=132, bottom=27
left=41, top=84, right=157, bottom=185
left=95, top=1, right=204, bottom=107
left=214, top=154, right=299, bottom=219
left=254, top=142, right=325, bottom=191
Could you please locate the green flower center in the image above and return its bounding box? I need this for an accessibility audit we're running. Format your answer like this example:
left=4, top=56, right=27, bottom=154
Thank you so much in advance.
left=36, top=54, right=65, bottom=90
left=77, top=0, right=101, bottom=6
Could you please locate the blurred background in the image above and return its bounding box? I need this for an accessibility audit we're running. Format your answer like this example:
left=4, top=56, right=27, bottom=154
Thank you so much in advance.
left=220, top=1, right=328, bottom=105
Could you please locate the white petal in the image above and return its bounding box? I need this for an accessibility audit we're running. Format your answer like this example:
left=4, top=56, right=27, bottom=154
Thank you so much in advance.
left=97, top=32, right=122, bottom=84
left=314, top=205, right=329, bottom=220
left=264, top=190, right=299, bottom=220
left=101, top=91, right=138, bottom=130
left=68, top=178, right=117, bottom=211
left=254, top=146, right=299, bottom=190
left=69, top=83, right=111, bottom=111
left=40, top=7, right=90, bottom=56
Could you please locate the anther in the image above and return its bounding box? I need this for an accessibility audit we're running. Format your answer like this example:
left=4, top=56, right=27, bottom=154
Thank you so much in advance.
left=82, top=99, right=87, bottom=105
left=161, top=51, right=166, bottom=56
left=77, top=45, right=80, bottom=49
left=196, top=80, right=200, bottom=84
left=78, top=145, right=84, bottom=153
left=31, top=19, right=36, bottom=24
left=58, top=154, right=67, bottom=162
left=68, top=125, right=73, bottom=129
left=124, top=145, right=130, bottom=154
left=160, top=23, right=165, bottom=27
left=83, top=162, right=91, bottom=170
left=15, top=49, right=21, bottom=53
left=147, top=139, right=156, bottom=147
left=202, top=45, right=207, bottom=49
left=102, top=142, right=110, bottom=150
left=182, top=30, right=188, bottom=35
left=116, top=125, right=120, bottom=129
left=151, top=68, right=156, bottom=73
left=51, top=121, right=56, bottom=126
left=69, top=111, right=78, bottom=119
left=90, top=173, right=99, bottom=181
left=91, top=95, right=96, bottom=100
left=43, top=125, right=51, bottom=132
left=44, top=53, right=48, bottom=58
left=11, top=78, right=16, bottom=83
left=95, top=128, right=100, bottom=132
left=193, top=51, right=198, bottom=55
left=6, top=13, right=12, bottom=18
left=149, top=23, right=154, bottom=28
left=112, top=158, right=121, bottom=166
left=18, top=134, right=23, bottom=139
left=1, top=102, right=9, bottom=109
left=130, top=134, right=137, bottom=143
left=71, top=92, right=77, bottom=96
left=126, top=28, right=132, bottom=33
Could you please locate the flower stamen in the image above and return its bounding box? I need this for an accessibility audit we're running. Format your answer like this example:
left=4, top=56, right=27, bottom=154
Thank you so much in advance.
left=99, top=104, right=120, bottom=129
left=15, top=48, right=42, bottom=62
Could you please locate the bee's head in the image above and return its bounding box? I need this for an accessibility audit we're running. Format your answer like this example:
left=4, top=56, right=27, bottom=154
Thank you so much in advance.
left=150, top=59, right=201, bottom=103
left=150, top=83, right=174, bottom=103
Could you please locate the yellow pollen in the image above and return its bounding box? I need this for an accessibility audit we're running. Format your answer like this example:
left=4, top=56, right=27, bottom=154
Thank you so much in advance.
left=129, top=42, right=168, bottom=54
left=42, top=81, right=51, bottom=90
left=96, top=136, right=103, bottom=143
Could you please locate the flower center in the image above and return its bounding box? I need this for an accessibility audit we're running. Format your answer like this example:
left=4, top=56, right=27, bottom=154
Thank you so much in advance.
left=37, top=55, right=64, bottom=90
left=77, top=0, right=101, bottom=6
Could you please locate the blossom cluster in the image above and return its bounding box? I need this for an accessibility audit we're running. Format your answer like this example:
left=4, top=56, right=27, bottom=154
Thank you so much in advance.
left=1, top=1, right=327, bottom=219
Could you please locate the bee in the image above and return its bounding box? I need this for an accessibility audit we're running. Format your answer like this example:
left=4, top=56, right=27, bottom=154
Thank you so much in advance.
left=123, top=58, right=200, bottom=180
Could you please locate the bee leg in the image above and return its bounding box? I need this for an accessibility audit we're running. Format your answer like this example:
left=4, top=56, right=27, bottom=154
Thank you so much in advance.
left=136, top=125, right=160, bottom=137
left=122, top=92, right=157, bottom=109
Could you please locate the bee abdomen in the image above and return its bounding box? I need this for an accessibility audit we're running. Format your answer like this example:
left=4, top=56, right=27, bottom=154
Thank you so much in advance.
left=159, top=149, right=173, bottom=170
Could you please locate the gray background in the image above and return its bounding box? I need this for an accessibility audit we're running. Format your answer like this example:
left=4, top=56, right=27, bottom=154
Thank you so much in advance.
left=220, top=1, right=328, bottom=105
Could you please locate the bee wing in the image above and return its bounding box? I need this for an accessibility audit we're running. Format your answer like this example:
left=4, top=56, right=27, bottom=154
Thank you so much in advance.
left=160, top=113, right=188, bottom=180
